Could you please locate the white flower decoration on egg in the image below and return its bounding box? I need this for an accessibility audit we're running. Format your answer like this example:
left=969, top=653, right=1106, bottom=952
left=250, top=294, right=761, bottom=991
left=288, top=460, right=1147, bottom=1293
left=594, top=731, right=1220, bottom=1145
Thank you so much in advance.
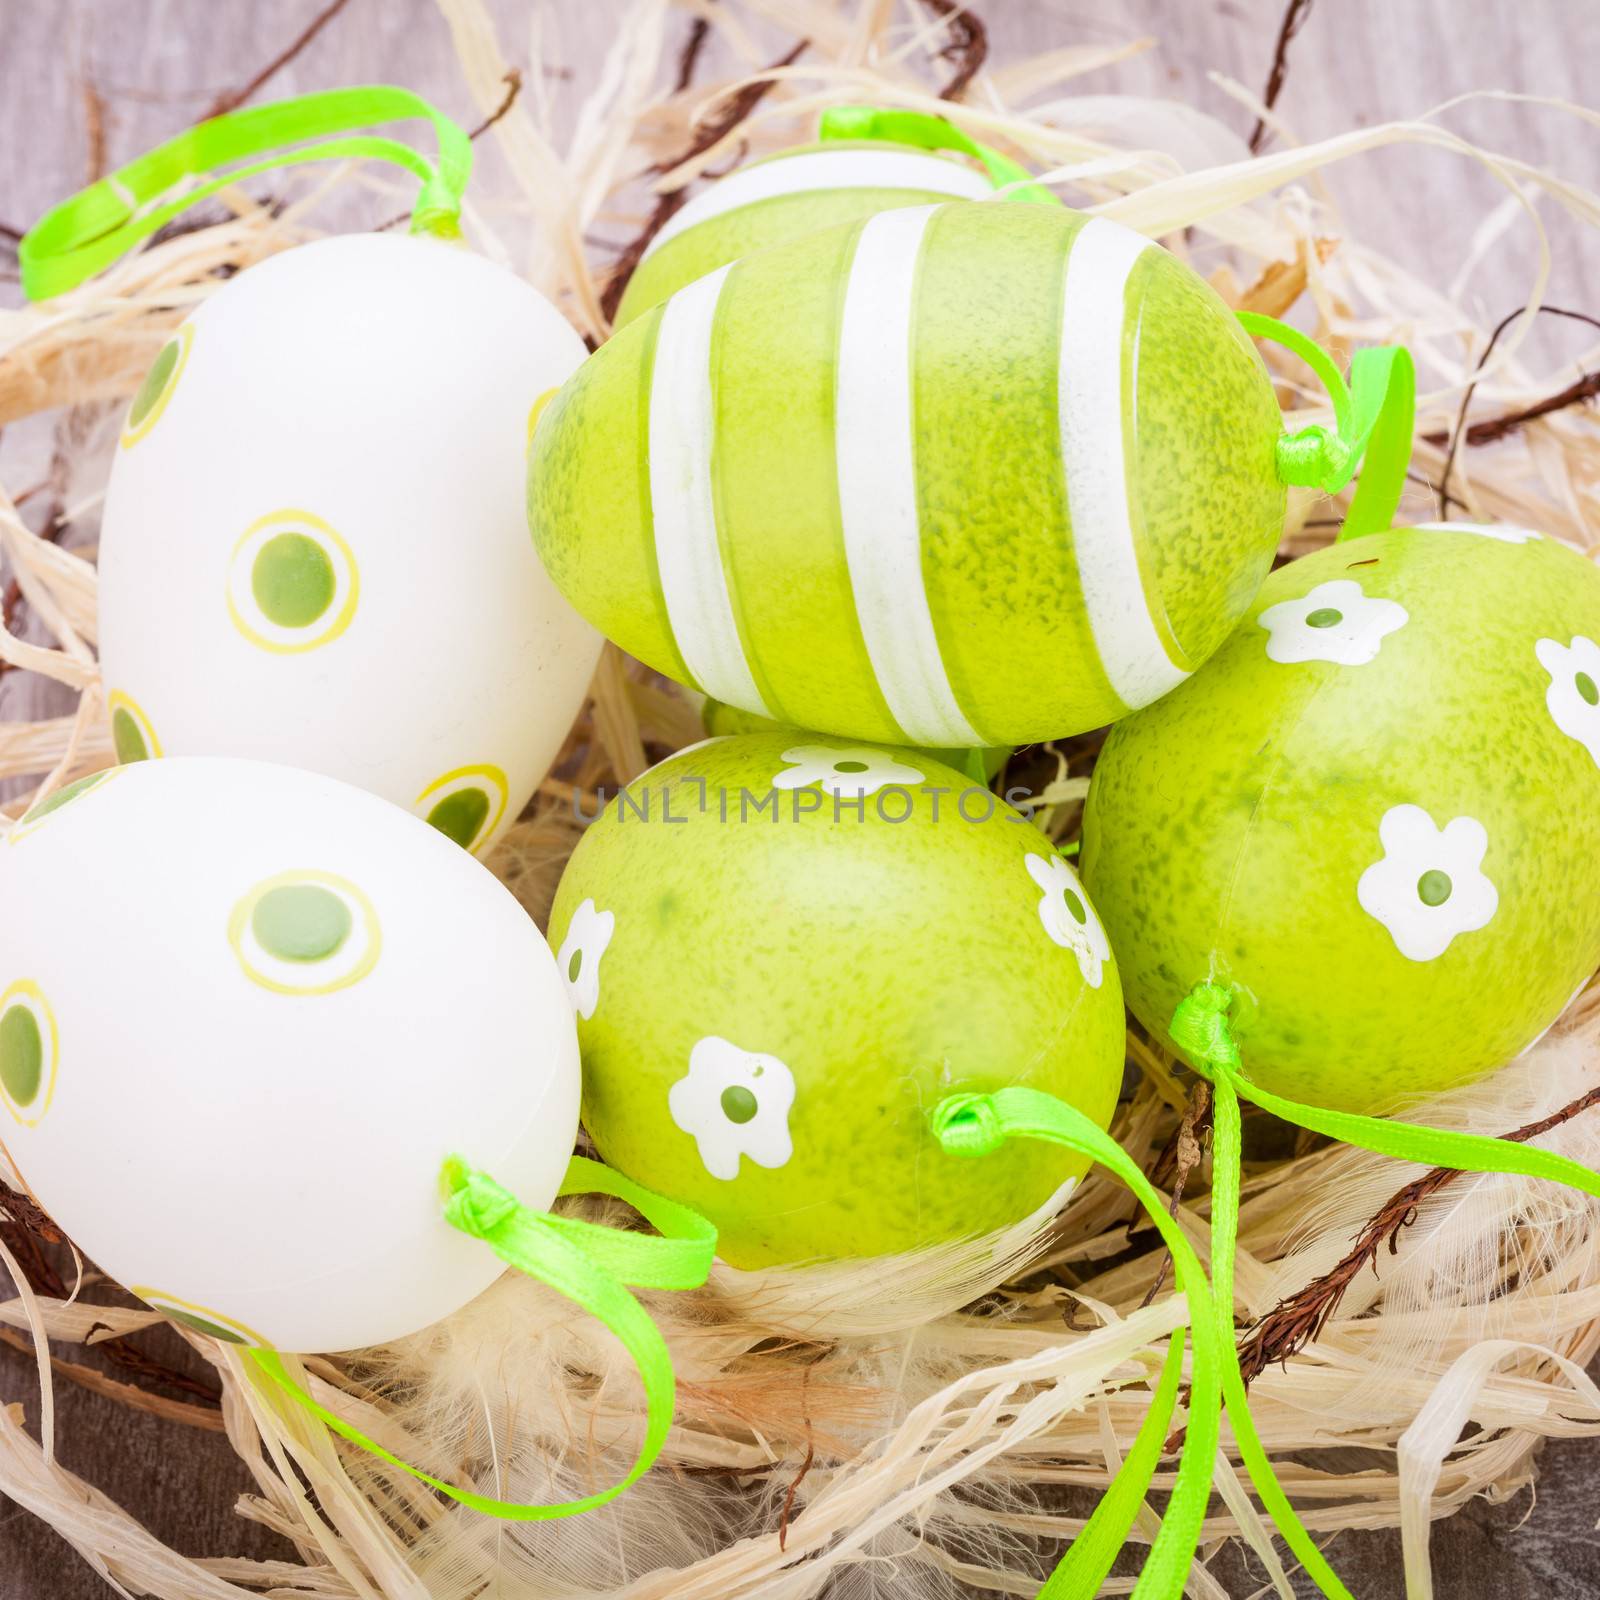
left=668, top=1036, right=795, bottom=1180
left=1536, top=636, right=1600, bottom=771
left=1025, top=853, right=1111, bottom=988
left=772, top=744, right=925, bottom=799
left=1258, top=578, right=1409, bottom=666
left=1410, top=521, right=1542, bottom=544
left=556, top=898, right=614, bottom=1021
left=1356, top=804, right=1498, bottom=962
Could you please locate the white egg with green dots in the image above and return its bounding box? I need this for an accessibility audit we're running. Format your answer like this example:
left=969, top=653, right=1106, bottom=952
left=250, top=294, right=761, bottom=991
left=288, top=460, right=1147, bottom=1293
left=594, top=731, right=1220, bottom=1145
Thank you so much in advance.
left=0, top=756, right=580, bottom=1353
left=98, top=231, right=603, bottom=857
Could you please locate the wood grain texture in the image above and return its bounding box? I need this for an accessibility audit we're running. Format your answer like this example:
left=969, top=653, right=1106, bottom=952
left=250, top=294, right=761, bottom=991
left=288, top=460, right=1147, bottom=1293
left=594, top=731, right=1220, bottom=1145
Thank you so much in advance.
left=1, top=1, right=1598, bottom=1595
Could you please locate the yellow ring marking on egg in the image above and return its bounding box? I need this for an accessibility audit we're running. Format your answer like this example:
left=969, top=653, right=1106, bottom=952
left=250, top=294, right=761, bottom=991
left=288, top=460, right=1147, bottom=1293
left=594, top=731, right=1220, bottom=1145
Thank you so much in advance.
left=226, top=509, right=361, bottom=656
left=227, top=869, right=382, bottom=996
left=106, top=689, right=163, bottom=761
left=7, top=766, right=123, bottom=846
left=119, top=322, right=194, bottom=450
left=0, top=979, right=60, bottom=1128
left=413, top=762, right=510, bottom=855
left=127, top=1286, right=265, bottom=1347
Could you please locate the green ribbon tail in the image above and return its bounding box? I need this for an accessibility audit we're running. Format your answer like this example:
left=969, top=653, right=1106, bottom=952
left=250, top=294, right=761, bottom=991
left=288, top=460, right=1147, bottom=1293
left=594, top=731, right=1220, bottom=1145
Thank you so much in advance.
left=931, top=1087, right=1223, bottom=1600
left=1237, top=311, right=1415, bottom=542
left=250, top=1153, right=717, bottom=1522
left=819, top=105, right=1060, bottom=206
left=1207, top=1072, right=1354, bottom=1600
left=20, top=85, right=474, bottom=302
left=1038, top=1329, right=1186, bottom=1598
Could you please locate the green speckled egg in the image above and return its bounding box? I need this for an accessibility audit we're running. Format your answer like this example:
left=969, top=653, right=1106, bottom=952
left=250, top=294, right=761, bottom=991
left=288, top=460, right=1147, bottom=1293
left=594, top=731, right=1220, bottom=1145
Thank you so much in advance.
left=549, top=732, right=1125, bottom=1266
left=531, top=201, right=1284, bottom=748
left=1081, top=523, right=1600, bottom=1113
left=615, top=140, right=995, bottom=327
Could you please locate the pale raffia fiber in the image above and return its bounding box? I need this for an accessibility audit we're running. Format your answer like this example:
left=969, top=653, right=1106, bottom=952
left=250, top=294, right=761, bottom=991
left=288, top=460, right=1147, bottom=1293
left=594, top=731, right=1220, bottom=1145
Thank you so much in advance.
left=1, top=3, right=1599, bottom=1596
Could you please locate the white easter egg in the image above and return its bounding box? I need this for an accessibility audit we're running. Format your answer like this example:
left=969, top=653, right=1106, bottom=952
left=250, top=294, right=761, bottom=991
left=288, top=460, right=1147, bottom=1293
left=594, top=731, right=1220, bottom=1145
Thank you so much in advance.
left=0, top=758, right=580, bottom=1352
left=98, top=232, right=602, bottom=857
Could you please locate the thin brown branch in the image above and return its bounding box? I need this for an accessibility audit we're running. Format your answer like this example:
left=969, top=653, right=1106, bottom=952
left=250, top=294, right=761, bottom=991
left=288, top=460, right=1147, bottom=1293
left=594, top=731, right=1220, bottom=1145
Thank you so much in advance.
left=599, top=37, right=808, bottom=325
left=674, top=17, right=713, bottom=95
left=82, top=79, right=108, bottom=184
left=206, top=0, right=354, bottom=119
left=1140, top=1080, right=1211, bottom=1308
left=1431, top=305, right=1600, bottom=515
left=466, top=69, right=523, bottom=141
left=0, top=1326, right=226, bottom=1430
left=1236, top=1083, right=1600, bottom=1386
left=1426, top=370, right=1600, bottom=449
left=922, top=1, right=988, bottom=102
left=1248, top=0, right=1315, bottom=154
left=778, top=1362, right=815, bottom=1553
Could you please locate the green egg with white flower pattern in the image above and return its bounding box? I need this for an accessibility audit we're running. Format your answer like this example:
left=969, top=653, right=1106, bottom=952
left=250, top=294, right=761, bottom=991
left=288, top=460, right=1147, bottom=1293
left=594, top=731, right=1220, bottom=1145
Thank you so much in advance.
left=616, top=139, right=998, bottom=326
left=531, top=201, right=1284, bottom=748
left=549, top=732, right=1125, bottom=1267
left=1082, top=523, right=1600, bottom=1113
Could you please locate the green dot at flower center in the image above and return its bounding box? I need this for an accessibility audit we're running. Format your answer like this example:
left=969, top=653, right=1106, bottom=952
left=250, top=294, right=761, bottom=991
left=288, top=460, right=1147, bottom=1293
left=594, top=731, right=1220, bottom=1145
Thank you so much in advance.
left=0, top=1005, right=42, bottom=1107
left=1306, top=607, right=1344, bottom=629
left=426, top=786, right=489, bottom=849
left=1063, top=887, right=1088, bottom=925
left=128, top=340, right=179, bottom=428
left=251, top=885, right=351, bottom=962
left=1576, top=671, right=1599, bottom=706
left=720, top=1085, right=758, bottom=1124
left=112, top=708, right=149, bottom=763
left=252, top=533, right=335, bottom=628
left=833, top=760, right=869, bottom=774
left=567, top=946, right=584, bottom=983
left=1417, top=869, right=1453, bottom=907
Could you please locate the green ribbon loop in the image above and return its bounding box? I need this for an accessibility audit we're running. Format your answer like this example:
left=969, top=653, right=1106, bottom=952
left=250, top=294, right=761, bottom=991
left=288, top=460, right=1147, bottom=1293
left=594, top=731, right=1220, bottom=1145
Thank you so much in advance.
left=20, top=85, right=474, bottom=302
left=1173, top=981, right=1600, bottom=1205
left=819, top=105, right=1060, bottom=206
left=250, top=1152, right=716, bottom=1522
left=1237, top=312, right=1416, bottom=541
left=932, top=1088, right=1222, bottom=1599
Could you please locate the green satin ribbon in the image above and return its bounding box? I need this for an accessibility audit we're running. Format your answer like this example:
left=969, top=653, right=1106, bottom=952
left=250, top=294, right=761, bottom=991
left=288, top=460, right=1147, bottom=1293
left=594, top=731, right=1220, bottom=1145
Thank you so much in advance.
left=1170, top=980, right=1600, bottom=1600
left=1237, top=312, right=1416, bottom=541
left=251, top=1152, right=716, bottom=1522
left=819, top=105, right=1060, bottom=206
left=1039, top=1330, right=1187, bottom=1598
left=20, top=85, right=473, bottom=302
left=932, top=1088, right=1222, bottom=1599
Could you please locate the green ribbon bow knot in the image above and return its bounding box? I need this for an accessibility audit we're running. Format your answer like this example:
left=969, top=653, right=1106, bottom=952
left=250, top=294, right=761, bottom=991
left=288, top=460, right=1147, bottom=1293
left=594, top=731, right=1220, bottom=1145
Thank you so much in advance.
left=1238, top=312, right=1417, bottom=542
left=251, top=1152, right=717, bottom=1523
left=819, top=104, right=1060, bottom=207
left=20, top=85, right=474, bottom=302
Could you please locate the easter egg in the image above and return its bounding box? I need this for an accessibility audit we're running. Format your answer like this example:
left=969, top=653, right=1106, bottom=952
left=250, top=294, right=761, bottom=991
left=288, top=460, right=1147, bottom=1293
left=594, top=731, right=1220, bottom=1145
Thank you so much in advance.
left=99, top=231, right=603, bottom=858
left=0, top=757, right=579, bottom=1351
left=615, top=139, right=994, bottom=326
left=1081, top=523, right=1600, bottom=1113
left=548, top=732, right=1125, bottom=1266
left=530, top=202, right=1284, bottom=748
left=699, top=694, right=1009, bottom=782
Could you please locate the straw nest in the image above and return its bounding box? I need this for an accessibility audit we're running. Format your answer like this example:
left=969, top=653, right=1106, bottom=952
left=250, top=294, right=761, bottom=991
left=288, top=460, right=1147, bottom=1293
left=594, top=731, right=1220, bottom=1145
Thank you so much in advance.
left=1, top=3, right=1599, bottom=1596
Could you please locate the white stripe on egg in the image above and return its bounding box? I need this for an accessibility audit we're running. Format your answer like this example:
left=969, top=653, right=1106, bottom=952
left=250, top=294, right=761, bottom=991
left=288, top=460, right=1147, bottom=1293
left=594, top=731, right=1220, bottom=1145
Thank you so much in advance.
left=834, top=206, right=985, bottom=749
left=647, top=264, right=771, bottom=714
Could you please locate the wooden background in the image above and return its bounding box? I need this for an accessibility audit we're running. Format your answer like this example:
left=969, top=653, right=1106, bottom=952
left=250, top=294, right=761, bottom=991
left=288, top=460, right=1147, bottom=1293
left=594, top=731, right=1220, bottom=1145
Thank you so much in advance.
left=2, top=1, right=1599, bottom=1595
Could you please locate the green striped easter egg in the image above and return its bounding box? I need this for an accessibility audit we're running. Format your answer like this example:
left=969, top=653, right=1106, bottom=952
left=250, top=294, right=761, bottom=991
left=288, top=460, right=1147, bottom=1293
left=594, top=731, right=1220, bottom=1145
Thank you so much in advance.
left=615, top=139, right=996, bottom=327
left=530, top=201, right=1285, bottom=749
left=1082, top=523, right=1600, bottom=1113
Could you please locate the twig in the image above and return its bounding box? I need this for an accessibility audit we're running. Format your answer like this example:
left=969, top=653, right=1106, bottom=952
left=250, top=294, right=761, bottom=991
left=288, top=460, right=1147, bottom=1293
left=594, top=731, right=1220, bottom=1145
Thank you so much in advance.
left=922, top=1, right=988, bottom=101
left=1248, top=0, right=1315, bottom=154
left=778, top=1363, right=815, bottom=1553
left=598, top=37, right=808, bottom=325
left=1140, top=1080, right=1211, bottom=1308
left=674, top=17, right=712, bottom=95
left=1236, top=1084, right=1600, bottom=1386
left=205, top=0, right=354, bottom=119
left=0, top=1327, right=225, bottom=1431
left=1430, top=305, right=1600, bottom=516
